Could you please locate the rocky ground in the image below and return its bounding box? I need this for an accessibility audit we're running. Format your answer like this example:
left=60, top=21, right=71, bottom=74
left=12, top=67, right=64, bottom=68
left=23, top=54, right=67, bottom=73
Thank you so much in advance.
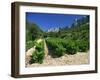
left=25, top=52, right=89, bottom=67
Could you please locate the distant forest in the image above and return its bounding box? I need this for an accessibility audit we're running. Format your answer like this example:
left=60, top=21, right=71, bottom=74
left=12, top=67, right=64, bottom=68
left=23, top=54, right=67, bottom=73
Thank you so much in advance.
left=26, top=16, right=89, bottom=41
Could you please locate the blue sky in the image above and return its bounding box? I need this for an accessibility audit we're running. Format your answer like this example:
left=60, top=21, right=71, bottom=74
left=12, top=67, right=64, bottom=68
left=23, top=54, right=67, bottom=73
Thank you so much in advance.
left=26, top=12, right=87, bottom=31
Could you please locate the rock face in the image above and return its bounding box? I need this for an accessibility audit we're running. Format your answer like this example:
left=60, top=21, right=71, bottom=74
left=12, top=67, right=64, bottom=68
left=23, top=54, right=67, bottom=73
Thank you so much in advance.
left=47, top=27, right=59, bottom=32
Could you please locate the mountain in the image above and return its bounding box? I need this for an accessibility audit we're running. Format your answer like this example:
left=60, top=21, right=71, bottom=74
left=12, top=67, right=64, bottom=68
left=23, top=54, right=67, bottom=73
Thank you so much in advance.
left=26, top=16, right=89, bottom=43
left=47, top=27, right=59, bottom=32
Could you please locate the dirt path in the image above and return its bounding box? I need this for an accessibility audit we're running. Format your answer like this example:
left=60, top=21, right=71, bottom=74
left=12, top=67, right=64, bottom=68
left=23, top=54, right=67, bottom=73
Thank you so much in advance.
left=44, top=39, right=48, bottom=57
left=26, top=51, right=89, bottom=67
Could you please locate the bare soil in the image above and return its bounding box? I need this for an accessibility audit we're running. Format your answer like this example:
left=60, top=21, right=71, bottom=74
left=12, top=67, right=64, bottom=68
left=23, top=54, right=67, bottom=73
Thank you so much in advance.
left=25, top=52, right=89, bottom=67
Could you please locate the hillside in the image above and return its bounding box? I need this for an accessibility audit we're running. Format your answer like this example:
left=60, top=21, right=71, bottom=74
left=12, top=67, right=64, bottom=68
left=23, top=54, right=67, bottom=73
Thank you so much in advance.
left=26, top=21, right=43, bottom=42
left=26, top=16, right=89, bottom=65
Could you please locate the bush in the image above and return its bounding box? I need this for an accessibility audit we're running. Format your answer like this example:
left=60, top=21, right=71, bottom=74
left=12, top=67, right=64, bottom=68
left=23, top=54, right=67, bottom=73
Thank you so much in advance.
left=37, top=51, right=44, bottom=63
left=29, top=41, right=45, bottom=64
left=64, top=40, right=78, bottom=54
left=77, top=40, right=89, bottom=52
left=55, top=45, right=66, bottom=57
left=36, top=41, right=44, bottom=50
left=29, top=50, right=44, bottom=64
left=26, top=41, right=35, bottom=51
left=46, top=38, right=66, bottom=57
left=46, top=38, right=78, bottom=56
left=46, top=37, right=89, bottom=56
left=29, top=51, right=38, bottom=64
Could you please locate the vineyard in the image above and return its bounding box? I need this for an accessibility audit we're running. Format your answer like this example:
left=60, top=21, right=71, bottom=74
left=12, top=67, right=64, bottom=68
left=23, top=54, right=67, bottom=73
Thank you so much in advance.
left=46, top=37, right=89, bottom=57
left=25, top=16, right=89, bottom=66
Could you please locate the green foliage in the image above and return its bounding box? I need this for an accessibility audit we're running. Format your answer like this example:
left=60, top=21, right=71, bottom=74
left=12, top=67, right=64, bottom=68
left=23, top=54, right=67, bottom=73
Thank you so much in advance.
left=45, top=16, right=89, bottom=56
left=55, top=45, right=66, bottom=57
left=46, top=37, right=89, bottom=57
left=29, top=41, right=45, bottom=64
left=46, top=38, right=78, bottom=56
left=27, top=15, right=89, bottom=63
left=65, top=40, right=78, bottom=54
left=30, top=50, right=44, bottom=64
left=26, top=21, right=43, bottom=41
left=26, top=41, right=35, bottom=51
left=35, top=42, right=44, bottom=51
left=46, top=38, right=66, bottom=57
left=29, top=51, right=38, bottom=64
left=77, top=40, right=89, bottom=52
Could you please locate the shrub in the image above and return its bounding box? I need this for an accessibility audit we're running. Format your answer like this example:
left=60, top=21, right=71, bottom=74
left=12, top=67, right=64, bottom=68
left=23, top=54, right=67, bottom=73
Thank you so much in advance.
left=29, top=51, right=38, bottom=64
left=46, top=37, right=89, bottom=55
left=26, top=41, right=35, bottom=51
left=37, top=50, right=44, bottom=64
left=35, top=42, right=44, bottom=51
left=46, top=38, right=66, bottom=57
left=77, top=40, right=89, bottom=52
left=29, top=40, right=45, bottom=64
left=55, top=45, right=66, bottom=57
left=65, top=40, right=78, bottom=54
left=29, top=50, right=44, bottom=64
left=46, top=38, right=78, bottom=55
